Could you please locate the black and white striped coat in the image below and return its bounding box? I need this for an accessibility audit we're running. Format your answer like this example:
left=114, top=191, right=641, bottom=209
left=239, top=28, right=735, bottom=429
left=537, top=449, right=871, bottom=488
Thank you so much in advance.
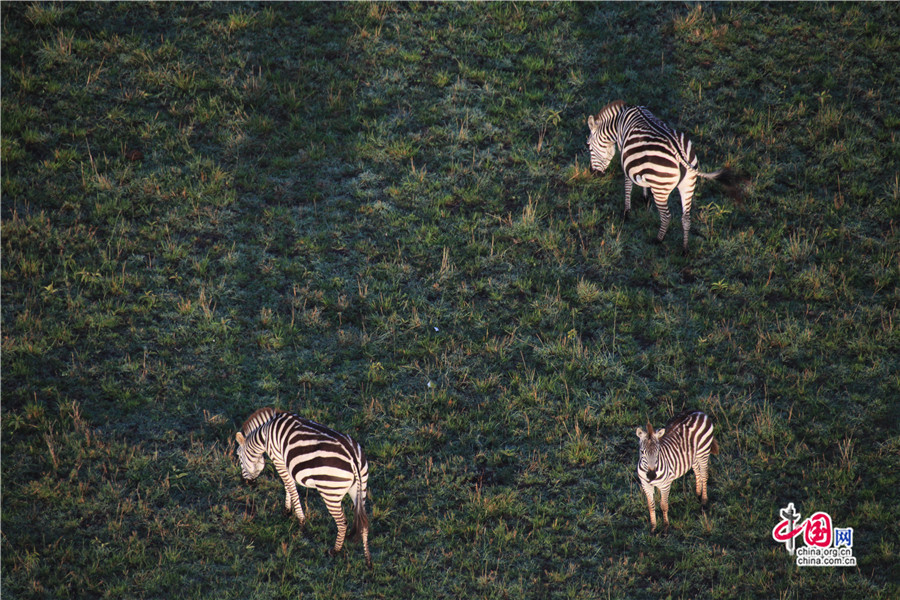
left=635, top=410, right=719, bottom=531
left=235, top=407, right=372, bottom=567
left=587, top=100, right=740, bottom=252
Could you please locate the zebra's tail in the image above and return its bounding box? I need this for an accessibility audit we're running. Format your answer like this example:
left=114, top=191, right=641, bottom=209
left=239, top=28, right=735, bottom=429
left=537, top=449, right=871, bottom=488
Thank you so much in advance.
left=698, top=167, right=747, bottom=206
left=349, top=475, right=369, bottom=544
left=710, top=438, right=720, bottom=455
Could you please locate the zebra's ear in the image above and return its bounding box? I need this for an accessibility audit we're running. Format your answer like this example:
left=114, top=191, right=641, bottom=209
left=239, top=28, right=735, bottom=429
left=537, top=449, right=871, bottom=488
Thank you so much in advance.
left=587, top=115, right=596, bottom=130
left=655, top=428, right=666, bottom=439
left=235, top=431, right=246, bottom=445
left=636, top=427, right=647, bottom=439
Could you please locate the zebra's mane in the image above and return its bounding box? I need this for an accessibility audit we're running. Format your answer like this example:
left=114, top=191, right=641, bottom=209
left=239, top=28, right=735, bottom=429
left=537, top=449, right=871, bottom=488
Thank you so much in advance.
left=663, top=410, right=701, bottom=432
left=240, top=406, right=286, bottom=436
left=598, top=99, right=627, bottom=120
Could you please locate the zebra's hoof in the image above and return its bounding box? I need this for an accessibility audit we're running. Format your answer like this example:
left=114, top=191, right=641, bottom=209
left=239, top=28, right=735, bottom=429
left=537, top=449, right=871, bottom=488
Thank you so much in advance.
left=623, top=210, right=631, bottom=221
left=652, top=238, right=662, bottom=246
left=326, top=547, right=342, bottom=558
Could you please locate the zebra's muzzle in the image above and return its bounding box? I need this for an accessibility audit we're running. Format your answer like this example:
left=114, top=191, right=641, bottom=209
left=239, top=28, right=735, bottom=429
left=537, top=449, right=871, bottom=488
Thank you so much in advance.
left=646, top=470, right=657, bottom=482
left=243, top=477, right=257, bottom=488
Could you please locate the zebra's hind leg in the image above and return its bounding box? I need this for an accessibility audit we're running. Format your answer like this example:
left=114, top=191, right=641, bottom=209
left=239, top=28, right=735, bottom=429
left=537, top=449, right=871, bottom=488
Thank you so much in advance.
left=678, top=175, right=696, bottom=254
left=284, top=489, right=292, bottom=515
left=323, top=494, right=349, bottom=557
left=362, top=527, right=372, bottom=569
left=623, top=177, right=634, bottom=221
left=652, top=190, right=673, bottom=245
left=681, top=208, right=692, bottom=255
left=695, top=461, right=710, bottom=508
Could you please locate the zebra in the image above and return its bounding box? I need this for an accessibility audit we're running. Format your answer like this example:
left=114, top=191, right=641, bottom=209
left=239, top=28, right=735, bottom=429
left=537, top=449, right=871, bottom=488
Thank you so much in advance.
left=587, top=100, right=743, bottom=252
left=235, top=407, right=372, bottom=567
left=635, top=410, right=719, bottom=532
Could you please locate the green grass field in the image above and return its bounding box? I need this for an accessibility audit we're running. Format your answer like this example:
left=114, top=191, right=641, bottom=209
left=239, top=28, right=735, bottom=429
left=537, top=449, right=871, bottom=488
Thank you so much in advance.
left=2, top=2, right=898, bottom=598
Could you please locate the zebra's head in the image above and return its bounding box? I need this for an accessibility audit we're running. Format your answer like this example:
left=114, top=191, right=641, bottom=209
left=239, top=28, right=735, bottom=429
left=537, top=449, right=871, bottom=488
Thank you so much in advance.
left=586, top=114, right=616, bottom=174
left=235, top=431, right=265, bottom=482
left=636, top=422, right=666, bottom=483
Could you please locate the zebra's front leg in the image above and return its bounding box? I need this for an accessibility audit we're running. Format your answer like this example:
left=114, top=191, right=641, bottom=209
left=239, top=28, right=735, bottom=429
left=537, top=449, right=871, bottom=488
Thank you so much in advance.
left=275, top=464, right=305, bottom=524
left=659, top=483, right=672, bottom=533
left=641, top=483, right=658, bottom=532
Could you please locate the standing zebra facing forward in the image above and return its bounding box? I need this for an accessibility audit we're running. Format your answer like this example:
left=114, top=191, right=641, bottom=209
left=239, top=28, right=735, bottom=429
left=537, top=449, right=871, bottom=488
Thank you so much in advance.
left=587, top=100, right=743, bottom=252
left=235, top=407, right=372, bottom=567
left=636, top=410, right=719, bottom=532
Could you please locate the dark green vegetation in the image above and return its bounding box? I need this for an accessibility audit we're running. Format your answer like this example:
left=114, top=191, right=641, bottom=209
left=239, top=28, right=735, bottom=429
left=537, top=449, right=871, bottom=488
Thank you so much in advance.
left=2, top=2, right=898, bottom=598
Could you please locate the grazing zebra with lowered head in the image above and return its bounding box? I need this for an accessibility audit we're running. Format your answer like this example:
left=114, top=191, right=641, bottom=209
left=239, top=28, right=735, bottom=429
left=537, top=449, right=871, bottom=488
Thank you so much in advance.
left=635, top=410, right=719, bottom=531
left=587, top=100, right=743, bottom=252
left=235, top=407, right=372, bottom=567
